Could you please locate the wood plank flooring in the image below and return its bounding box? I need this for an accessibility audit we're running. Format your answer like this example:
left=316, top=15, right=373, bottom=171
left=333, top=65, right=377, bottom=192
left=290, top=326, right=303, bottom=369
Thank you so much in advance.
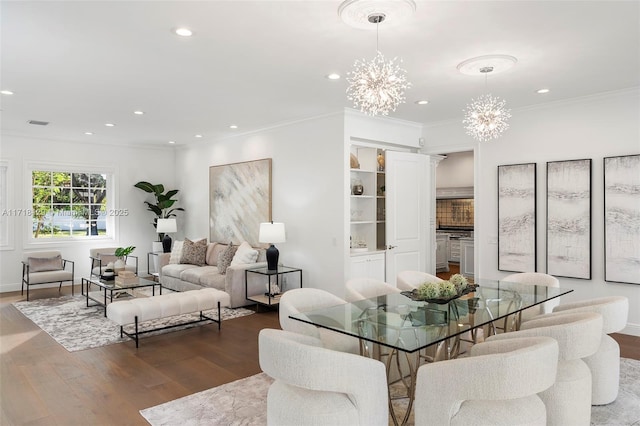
left=1, top=284, right=638, bottom=425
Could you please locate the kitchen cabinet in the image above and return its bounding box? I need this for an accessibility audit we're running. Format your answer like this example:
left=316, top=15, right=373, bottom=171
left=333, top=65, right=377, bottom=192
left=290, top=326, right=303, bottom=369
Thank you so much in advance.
left=449, top=238, right=461, bottom=263
left=350, top=252, right=385, bottom=281
left=436, top=233, right=450, bottom=272
left=459, top=237, right=474, bottom=279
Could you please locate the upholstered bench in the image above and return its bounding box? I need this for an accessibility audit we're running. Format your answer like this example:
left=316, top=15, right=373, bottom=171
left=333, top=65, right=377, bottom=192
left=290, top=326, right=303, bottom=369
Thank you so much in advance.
left=106, top=288, right=231, bottom=347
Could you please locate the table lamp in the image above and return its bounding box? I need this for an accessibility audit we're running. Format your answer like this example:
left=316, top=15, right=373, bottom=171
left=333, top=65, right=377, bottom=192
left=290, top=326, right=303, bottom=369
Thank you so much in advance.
left=157, top=218, right=177, bottom=253
left=259, top=222, right=286, bottom=270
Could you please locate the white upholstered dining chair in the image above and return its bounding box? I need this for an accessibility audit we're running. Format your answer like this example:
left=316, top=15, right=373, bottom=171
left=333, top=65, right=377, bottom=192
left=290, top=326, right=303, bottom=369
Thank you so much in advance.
left=259, top=328, right=388, bottom=426
left=344, top=277, right=401, bottom=302
left=487, top=311, right=603, bottom=425
left=503, top=272, right=560, bottom=330
left=414, top=336, right=559, bottom=426
left=279, top=288, right=359, bottom=354
left=396, top=270, right=442, bottom=291
left=551, top=296, right=629, bottom=405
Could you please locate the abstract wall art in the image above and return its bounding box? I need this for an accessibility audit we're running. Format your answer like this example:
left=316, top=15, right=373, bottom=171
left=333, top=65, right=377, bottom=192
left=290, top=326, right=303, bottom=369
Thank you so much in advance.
left=209, top=159, right=272, bottom=247
left=546, top=158, right=592, bottom=279
left=604, top=154, right=640, bottom=285
left=498, top=163, right=537, bottom=272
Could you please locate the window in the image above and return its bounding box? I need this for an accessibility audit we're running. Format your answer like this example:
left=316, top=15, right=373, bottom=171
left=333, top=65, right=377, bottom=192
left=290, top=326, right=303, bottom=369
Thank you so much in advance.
left=30, top=168, right=113, bottom=239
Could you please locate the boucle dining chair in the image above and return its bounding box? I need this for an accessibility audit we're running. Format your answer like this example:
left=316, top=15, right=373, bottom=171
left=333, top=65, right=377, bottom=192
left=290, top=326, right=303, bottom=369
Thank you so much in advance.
left=344, top=277, right=401, bottom=303
left=259, top=328, right=388, bottom=426
left=21, top=251, right=75, bottom=301
left=414, top=336, right=559, bottom=426
left=551, top=296, right=629, bottom=405
left=396, top=270, right=442, bottom=292
left=486, top=311, right=603, bottom=426
left=502, top=272, right=560, bottom=330
left=279, top=288, right=359, bottom=354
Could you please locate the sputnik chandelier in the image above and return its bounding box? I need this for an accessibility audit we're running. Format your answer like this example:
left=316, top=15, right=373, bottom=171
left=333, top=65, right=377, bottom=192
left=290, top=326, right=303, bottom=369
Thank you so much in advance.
left=339, top=0, right=416, bottom=116
left=346, top=13, right=410, bottom=116
left=459, top=55, right=517, bottom=142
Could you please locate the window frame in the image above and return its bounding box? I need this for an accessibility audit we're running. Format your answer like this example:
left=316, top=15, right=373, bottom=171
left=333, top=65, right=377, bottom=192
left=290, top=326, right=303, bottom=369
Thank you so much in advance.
left=25, top=161, right=118, bottom=246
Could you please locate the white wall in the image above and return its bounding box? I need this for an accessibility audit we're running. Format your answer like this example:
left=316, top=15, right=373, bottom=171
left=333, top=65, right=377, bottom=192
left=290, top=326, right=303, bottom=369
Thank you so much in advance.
left=436, top=150, right=474, bottom=188
left=0, top=135, right=175, bottom=291
left=175, top=113, right=347, bottom=297
left=424, top=88, right=640, bottom=335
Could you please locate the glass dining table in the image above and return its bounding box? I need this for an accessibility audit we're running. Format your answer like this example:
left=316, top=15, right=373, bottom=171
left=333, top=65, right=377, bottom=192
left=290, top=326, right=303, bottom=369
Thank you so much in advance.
left=289, top=279, right=573, bottom=426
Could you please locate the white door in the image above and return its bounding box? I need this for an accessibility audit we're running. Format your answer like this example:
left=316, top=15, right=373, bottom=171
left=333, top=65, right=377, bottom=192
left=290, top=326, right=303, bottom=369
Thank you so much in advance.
left=385, top=151, right=429, bottom=285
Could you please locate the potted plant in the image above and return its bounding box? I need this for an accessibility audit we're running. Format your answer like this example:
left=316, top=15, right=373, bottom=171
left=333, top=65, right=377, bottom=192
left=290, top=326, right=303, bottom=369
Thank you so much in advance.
left=134, top=181, right=185, bottom=247
left=114, top=245, right=135, bottom=272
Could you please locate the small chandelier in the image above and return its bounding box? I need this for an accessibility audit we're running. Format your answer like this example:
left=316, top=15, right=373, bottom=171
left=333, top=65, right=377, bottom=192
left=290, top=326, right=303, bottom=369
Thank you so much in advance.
left=463, top=78, right=512, bottom=141
left=346, top=13, right=411, bottom=116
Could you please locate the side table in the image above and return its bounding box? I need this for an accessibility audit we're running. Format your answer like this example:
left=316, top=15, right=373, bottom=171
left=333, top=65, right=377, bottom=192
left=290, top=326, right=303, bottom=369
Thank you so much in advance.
left=245, top=265, right=302, bottom=309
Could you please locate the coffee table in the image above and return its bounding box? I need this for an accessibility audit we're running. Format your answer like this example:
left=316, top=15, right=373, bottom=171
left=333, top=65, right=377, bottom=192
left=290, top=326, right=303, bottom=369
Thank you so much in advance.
left=82, top=276, right=162, bottom=316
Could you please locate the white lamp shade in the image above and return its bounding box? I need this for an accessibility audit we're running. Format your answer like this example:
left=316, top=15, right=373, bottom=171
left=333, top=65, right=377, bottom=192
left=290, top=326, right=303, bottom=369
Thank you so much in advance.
left=157, top=218, right=177, bottom=233
left=259, top=222, right=286, bottom=244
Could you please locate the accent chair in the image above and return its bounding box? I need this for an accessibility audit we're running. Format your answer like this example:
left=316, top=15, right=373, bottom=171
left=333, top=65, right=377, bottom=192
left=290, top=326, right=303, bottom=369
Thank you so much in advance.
left=89, top=247, right=138, bottom=278
left=21, top=250, right=75, bottom=301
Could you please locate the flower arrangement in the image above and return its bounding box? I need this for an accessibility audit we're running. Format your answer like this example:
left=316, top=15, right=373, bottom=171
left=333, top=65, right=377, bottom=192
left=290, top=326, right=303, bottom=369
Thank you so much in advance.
left=414, top=274, right=472, bottom=302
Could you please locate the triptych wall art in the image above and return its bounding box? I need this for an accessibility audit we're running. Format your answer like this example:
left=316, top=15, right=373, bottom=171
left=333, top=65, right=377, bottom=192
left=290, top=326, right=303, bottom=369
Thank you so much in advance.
left=546, top=159, right=592, bottom=280
left=209, top=158, right=272, bottom=247
left=498, top=163, right=537, bottom=273
left=498, top=154, right=639, bottom=285
left=604, top=154, right=640, bottom=285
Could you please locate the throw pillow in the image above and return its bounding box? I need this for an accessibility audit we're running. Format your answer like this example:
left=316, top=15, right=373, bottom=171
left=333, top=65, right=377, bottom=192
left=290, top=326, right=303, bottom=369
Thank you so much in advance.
left=217, top=243, right=238, bottom=275
left=28, top=255, right=63, bottom=272
left=230, top=241, right=259, bottom=266
left=169, top=240, right=184, bottom=264
left=180, top=238, right=207, bottom=266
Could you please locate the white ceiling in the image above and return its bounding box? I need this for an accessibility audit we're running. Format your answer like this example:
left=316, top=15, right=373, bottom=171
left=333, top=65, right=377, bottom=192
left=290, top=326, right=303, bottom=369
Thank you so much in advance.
left=2, top=1, right=639, bottom=147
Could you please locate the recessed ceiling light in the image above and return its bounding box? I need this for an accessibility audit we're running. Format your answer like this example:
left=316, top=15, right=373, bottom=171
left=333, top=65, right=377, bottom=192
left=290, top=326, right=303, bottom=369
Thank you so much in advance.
left=133, top=110, right=145, bottom=115
left=85, top=132, right=94, bottom=135
left=105, top=123, right=115, bottom=127
left=536, top=88, right=550, bottom=94
left=174, top=28, right=193, bottom=37
left=326, top=73, right=341, bottom=80
left=194, top=134, right=203, bottom=138
left=415, top=100, right=429, bottom=105
left=168, top=140, right=176, bottom=144
left=1, top=90, right=14, bottom=95
left=229, top=125, right=238, bottom=129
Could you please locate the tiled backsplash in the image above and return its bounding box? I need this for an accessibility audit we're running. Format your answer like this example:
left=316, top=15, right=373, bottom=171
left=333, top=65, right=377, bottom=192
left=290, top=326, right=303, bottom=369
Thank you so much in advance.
left=436, top=199, right=474, bottom=228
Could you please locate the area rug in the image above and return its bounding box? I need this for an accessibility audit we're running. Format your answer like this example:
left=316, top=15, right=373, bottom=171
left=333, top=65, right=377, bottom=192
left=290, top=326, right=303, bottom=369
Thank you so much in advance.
left=140, top=358, right=640, bottom=426
left=13, top=293, right=254, bottom=352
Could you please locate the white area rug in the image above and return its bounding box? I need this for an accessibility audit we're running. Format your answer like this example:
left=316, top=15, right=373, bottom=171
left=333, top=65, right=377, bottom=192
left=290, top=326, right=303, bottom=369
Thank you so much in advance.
left=140, top=358, right=640, bottom=426
left=13, top=293, right=254, bottom=352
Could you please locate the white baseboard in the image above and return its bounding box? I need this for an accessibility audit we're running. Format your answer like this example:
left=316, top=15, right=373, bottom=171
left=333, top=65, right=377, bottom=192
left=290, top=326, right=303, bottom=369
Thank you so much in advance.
left=622, top=323, right=640, bottom=337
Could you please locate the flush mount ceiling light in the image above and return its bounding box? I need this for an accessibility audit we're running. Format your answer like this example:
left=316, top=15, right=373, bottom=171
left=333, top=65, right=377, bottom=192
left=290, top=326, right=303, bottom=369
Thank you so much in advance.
left=345, top=12, right=412, bottom=116
left=174, top=28, right=193, bottom=37
left=326, top=73, right=341, bottom=80
left=460, top=55, right=515, bottom=142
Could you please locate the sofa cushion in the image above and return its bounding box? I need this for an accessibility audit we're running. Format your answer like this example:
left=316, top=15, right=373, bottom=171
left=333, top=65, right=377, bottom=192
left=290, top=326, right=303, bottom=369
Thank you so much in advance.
left=206, top=243, right=227, bottom=266
left=179, top=266, right=219, bottom=285
left=217, top=244, right=237, bottom=275
left=28, top=255, right=63, bottom=272
left=169, top=240, right=184, bottom=264
left=198, top=271, right=227, bottom=291
left=231, top=241, right=259, bottom=266
left=162, top=263, right=199, bottom=279
left=180, top=238, right=207, bottom=266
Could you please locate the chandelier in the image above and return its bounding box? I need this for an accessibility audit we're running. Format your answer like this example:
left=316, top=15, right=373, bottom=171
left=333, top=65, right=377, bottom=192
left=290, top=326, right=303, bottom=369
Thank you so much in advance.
left=346, top=13, right=411, bottom=116
left=459, top=55, right=516, bottom=141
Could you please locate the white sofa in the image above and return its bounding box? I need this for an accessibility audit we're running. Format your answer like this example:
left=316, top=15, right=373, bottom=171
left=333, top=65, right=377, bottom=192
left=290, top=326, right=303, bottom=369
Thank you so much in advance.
left=158, top=241, right=268, bottom=308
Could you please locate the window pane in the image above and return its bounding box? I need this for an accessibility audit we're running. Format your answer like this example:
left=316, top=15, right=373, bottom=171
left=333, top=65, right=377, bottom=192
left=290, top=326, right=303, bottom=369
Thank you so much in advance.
left=53, top=172, right=71, bottom=187
left=90, top=174, right=107, bottom=189
left=72, top=173, right=90, bottom=188
left=32, top=171, right=51, bottom=186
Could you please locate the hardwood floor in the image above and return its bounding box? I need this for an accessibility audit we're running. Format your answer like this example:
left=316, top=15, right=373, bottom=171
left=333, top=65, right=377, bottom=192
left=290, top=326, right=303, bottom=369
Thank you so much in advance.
left=1, top=285, right=638, bottom=425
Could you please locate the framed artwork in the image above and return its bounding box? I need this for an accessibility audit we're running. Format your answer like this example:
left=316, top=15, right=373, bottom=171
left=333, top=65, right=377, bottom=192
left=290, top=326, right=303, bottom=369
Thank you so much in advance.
left=604, top=154, right=640, bottom=285
left=209, top=159, right=272, bottom=247
left=546, top=159, right=592, bottom=279
left=498, top=163, right=537, bottom=272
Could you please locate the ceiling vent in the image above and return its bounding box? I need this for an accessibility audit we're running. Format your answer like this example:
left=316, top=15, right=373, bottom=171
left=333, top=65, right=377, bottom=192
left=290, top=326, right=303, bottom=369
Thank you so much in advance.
left=28, top=120, right=49, bottom=126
